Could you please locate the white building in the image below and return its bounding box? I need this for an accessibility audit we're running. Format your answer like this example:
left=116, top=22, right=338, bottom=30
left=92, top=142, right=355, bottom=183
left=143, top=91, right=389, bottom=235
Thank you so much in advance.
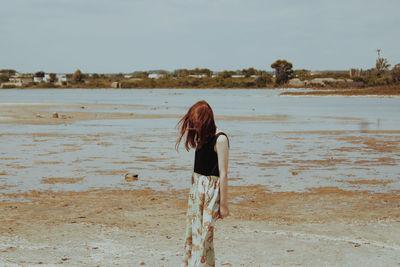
left=43, top=73, right=51, bottom=83
left=33, top=77, right=43, bottom=83
left=56, top=74, right=67, bottom=85
left=7, top=74, right=33, bottom=87
left=148, top=73, right=163, bottom=79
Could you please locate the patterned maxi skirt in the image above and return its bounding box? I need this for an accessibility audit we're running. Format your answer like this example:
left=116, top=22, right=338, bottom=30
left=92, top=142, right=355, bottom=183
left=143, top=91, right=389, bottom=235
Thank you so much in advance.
left=183, top=172, right=220, bottom=267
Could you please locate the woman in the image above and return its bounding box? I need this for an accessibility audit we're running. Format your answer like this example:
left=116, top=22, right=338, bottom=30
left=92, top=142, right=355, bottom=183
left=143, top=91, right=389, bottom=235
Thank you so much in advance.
left=176, top=100, right=230, bottom=267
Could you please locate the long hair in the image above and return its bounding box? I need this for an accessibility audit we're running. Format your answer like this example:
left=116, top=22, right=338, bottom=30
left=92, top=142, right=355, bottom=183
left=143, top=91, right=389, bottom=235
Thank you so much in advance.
left=176, top=100, right=216, bottom=151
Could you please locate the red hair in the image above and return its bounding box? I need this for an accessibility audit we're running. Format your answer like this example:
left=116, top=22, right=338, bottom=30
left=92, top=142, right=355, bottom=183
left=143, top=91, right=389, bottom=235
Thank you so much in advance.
left=176, top=100, right=217, bottom=151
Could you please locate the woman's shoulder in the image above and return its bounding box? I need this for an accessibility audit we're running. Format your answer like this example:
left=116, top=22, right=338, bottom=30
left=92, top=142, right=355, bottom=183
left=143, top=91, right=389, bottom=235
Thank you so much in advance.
left=215, top=131, right=229, bottom=147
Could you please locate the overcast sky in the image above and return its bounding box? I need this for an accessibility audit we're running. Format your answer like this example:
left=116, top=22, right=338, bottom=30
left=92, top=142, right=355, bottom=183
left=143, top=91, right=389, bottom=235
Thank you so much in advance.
left=1, top=0, right=399, bottom=73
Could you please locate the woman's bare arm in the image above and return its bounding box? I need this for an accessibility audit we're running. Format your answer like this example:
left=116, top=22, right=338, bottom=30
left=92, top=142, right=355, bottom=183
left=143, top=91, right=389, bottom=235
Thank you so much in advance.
left=216, top=134, right=229, bottom=219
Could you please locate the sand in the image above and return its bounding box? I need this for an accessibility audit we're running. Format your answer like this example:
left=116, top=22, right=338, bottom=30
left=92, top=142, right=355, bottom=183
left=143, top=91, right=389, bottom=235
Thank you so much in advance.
left=0, top=102, right=400, bottom=266
left=1, top=187, right=399, bottom=266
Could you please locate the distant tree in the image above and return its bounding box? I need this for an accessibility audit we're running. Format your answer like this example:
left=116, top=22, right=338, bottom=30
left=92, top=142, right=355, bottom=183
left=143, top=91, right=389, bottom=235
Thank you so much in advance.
left=391, top=64, right=400, bottom=83
left=174, top=69, right=190, bottom=77
left=376, top=58, right=391, bottom=72
left=92, top=73, right=99, bottom=79
left=71, top=69, right=84, bottom=82
left=255, top=76, right=266, bottom=88
left=255, top=73, right=273, bottom=87
left=115, top=73, right=124, bottom=79
left=242, top=67, right=257, bottom=78
left=0, top=74, right=9, bottom=83
left=218, top=71, right=235, bottom=79
left=271, top=59, right=293, bottom=85
left=140, top=72, right=149, bottom=78
left=49, top=73, right=57, bottom=83
left=198, top=68, right=213, bottom=77
left=0, top=69, right=17, bottom=76
left=34, top=71, right=45, bottom=78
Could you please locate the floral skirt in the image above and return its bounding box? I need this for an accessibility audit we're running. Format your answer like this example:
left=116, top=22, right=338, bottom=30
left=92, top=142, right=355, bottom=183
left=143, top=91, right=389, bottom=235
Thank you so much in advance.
left=183, top=172, right=220, bottom=267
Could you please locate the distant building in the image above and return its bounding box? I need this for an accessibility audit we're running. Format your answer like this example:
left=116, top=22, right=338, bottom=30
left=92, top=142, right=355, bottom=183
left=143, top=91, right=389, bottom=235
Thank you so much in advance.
left=111, top=82, right=120, bottom=88
left=188, top=74, right=208, bottom=78
left=43, top=73, right=51, bottom=83
left=148, top=73, right=163, bottom=79
left=2, top=73, right=33, bottom=87
left=33, top=77, right=43, bottom=83
left=56, top=74, right=67, bottom=85
left=231, top=74, right=245, bottom=78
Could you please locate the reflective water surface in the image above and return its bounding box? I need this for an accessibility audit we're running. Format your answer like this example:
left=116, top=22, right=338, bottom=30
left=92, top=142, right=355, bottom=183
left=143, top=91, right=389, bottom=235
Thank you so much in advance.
left=0, top=89, right=399, bottom=195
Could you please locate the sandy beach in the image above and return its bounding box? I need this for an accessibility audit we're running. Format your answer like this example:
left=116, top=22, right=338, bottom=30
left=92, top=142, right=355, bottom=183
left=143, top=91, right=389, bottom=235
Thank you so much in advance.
left=1, top=185, right=399, bottom=266
left=1, top=90, right=399, bottom=266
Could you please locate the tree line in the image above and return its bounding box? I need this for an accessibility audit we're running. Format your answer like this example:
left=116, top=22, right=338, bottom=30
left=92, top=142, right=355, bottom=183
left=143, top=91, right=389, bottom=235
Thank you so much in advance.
left=1, top=57, right=399, bottom=89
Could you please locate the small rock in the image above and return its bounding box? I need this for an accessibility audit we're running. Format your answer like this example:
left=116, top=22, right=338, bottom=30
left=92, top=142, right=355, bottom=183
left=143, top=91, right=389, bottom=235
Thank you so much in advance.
left=125, top=173, right=139, bottom=182
left=81, top=106, right=85, bottom=109
left=286, top=249, right=294, bottom=252
left=140, top=262, right=145, bottom=265
left=160, top=257, right=165, bottom=261
left=61, top=114, right=67, bottom=119
left=61, top=257, right=69, bottom=261
left=291, top=171, right=298, bottom=176
left=36, top=113, right=42, bottom=118
left=52, top=112, right=59, bottom=118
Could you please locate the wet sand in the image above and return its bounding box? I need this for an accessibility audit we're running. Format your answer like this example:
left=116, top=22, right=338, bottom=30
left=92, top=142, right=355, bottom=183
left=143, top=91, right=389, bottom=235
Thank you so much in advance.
left=1, top=99, right=400, bottom=266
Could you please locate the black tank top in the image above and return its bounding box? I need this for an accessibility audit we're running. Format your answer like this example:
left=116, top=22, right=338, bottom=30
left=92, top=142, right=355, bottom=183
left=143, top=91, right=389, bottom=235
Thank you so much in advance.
left=194, top=132, right=229, bottom=177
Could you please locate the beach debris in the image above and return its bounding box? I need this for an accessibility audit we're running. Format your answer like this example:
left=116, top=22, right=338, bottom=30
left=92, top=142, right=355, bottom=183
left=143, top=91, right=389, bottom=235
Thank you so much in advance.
left=61, top=114, right=67, bottom=119
left=36, top=113, right=42, bottom=118
left=292, top=171, right=298, bottom=176
left=81, top=106, right=85, bottom=109
left=125, top=173, right=139, bottom=182
left=349, top=241, right=361, bottom=247
left=52, top=112, right=59, bottom=118
left=139, top=262, right=146, bottom=265
left=286, top=249, right=295, bottom=252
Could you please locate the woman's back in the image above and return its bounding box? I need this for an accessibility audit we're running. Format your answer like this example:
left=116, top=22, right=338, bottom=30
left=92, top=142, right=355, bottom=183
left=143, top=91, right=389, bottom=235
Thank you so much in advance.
left=194, top=132, right=228, bottom=177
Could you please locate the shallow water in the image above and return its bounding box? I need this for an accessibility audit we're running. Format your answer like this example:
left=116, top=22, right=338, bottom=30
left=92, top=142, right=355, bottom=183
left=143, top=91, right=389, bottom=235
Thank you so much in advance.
left=0, top=89, right=399, bottom=195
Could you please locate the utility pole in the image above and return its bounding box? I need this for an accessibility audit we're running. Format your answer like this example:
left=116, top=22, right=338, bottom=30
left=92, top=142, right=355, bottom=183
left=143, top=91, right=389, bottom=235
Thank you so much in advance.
left=376, top=48, right=381, bottom=59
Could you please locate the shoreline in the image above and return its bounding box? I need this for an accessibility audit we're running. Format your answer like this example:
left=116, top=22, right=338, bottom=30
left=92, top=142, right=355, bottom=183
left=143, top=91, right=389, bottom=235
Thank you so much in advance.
left=1, top=86, right=399, bottom=97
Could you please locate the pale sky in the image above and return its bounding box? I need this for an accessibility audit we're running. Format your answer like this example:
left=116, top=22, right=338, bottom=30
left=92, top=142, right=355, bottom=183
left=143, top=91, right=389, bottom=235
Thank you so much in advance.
left=1, top=0, right=399, bottom=73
